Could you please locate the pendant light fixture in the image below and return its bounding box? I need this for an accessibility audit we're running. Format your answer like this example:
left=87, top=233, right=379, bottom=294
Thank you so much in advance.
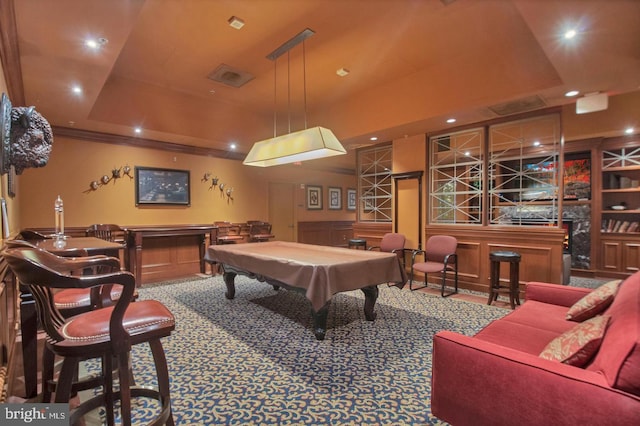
left=243, top=28, right=346, bottom=167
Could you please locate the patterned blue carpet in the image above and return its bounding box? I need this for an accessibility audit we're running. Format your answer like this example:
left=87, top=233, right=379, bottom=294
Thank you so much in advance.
left=85, top=275, right=509, bottom=425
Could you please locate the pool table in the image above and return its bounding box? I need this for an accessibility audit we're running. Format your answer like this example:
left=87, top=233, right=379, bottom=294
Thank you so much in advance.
left=206, top=241, right=407, bottom=339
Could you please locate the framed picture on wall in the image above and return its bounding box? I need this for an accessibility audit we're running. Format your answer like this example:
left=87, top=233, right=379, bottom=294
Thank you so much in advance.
left=347, top=188, right=356, bottom=211
left=135, top=167, right=191, bottom=206
left=306, top=185, right=323, bottom=210
left=328, top=187, right=342, bottom=210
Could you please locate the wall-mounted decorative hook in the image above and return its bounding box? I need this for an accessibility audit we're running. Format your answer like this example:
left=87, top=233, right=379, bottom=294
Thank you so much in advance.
left=123, top=164, right=133, bottom=179
left=209, top=176, right=219, bottom=190
left=111, top=167, right=121, bottom=180
left=83, top=164, right=132, bottom=193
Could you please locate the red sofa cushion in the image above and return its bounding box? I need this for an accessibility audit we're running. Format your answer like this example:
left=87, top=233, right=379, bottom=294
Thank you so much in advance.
left=566, top=279, right=621, bottom=322
left=475, top=320, right=562, bottom=355
left=587, top=274, right=640, bottom=396
left=500, top=300, right=577, bottom=334
left=540, top=315, right=610, bottom=366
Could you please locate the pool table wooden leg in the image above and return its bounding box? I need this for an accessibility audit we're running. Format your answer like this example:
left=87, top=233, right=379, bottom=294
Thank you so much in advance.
left=223, top=271, right=236, bottom=299
left=361, top=285, right=379, bottom=321
left=311, top=303, right=330, bottom=340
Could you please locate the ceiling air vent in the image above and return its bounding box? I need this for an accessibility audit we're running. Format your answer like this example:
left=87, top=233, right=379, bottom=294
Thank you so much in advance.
left=208, top=64, right=255, bottom=88
left=487, top=95, right=546, bottom=116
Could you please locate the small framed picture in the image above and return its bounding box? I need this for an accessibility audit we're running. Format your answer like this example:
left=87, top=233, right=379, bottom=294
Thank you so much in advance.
left=306, top=185, right=323, bottom=210
left=347, top=188, right=356, bottom=211
left=328, top=187, right=342, bottom=210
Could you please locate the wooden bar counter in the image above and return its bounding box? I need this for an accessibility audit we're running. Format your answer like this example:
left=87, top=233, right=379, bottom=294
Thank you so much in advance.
left=125, top=225, right=216, bottom=285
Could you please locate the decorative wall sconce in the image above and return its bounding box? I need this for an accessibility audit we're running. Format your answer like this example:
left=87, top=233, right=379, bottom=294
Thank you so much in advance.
left=84, top=164, right=133, bottom=193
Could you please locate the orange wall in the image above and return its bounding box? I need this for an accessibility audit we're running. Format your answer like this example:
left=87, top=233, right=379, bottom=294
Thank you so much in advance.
left=16, top=135, right=356, bottom=231
left=392, top=135, right=426, bottom=249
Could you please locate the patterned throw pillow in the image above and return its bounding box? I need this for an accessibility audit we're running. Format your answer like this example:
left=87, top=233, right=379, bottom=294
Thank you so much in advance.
left=566, top=279, right=621, bottom=322
left=540, top=315, right=611, bottom=367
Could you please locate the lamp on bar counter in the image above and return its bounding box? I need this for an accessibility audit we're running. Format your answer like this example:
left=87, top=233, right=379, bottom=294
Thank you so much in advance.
left=243, top=28, right=346, bottom=167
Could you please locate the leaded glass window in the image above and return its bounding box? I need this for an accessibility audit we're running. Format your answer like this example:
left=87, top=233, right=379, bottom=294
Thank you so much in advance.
left=358, top=145, right=393, bottom=222
left=429, top=128, right=484, bottom=224
left=488, top=114, right=561, bottom=224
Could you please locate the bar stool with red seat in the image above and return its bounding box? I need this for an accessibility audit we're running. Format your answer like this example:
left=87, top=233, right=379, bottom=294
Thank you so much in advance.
left=1, top=246, right=175, bottom=426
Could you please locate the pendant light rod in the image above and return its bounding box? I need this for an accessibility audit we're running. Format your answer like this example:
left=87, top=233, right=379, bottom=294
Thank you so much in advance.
left=303, top=39, right=307, bottom=130
left=266, top=28, right=315, bottom=61
left=287, top=51, right=291, bottom=134
left=272, top=59, right=277, bottom=138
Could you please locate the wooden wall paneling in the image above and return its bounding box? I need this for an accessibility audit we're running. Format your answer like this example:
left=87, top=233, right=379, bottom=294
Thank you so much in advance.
left=457, top=241, right=482, bottom=280
left=297, top=221, right=354, bottom=247
left=23, top=226, right=87, bottom=238
left=331, top=224, right=354, bottom=247
left=425, top=224, right=565, bottom=293
left=351, top=222, right=393, bottom=248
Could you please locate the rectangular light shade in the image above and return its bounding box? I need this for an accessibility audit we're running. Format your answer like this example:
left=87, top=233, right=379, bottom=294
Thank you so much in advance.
left=243, top=126, right=346, bottom=167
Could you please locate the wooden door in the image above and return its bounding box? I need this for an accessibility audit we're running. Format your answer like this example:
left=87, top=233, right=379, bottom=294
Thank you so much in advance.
left=269, top=182, right=295, bottom=241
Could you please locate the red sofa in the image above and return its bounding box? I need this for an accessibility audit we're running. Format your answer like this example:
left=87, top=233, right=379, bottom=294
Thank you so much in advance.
left=431, top=272, right=640, bottom=425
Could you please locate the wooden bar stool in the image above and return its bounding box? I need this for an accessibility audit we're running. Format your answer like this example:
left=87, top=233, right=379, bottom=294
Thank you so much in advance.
left=348, top=239, right=367, bottom=250
left=488, top=251, right=521, bottom=309
left=2, top=246, right=175, bottom=426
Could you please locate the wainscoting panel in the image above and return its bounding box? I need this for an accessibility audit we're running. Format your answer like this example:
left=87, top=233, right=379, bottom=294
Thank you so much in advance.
left=141, top=235, right=202, bottom=283
left=298, top=221, right=354, bottom=247
left=426, top=225, right=565, bottom=294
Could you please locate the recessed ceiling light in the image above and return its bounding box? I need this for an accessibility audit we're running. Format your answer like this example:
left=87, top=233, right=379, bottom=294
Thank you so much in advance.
left=134, top=127, right=142, bottom=134
left=625, top=127, right=634, bottom=135
left=71, top=85, right=82, bottom=95
left=464, top=151, right=470, bottom=156
left=336, top=68, right=350, bottom=77
left=533, top=141, right=541, bottom=147
left=229, top=143, right=237, bottom=150
left=565, top=90, right=579, bottom=97
left=564, top=29, right=577, bottom=39
left=85, top=37, right=108, bottom=50
left=446, top=118, right=456, bottom=123
left=370, top=136, right=378, bottom=141
left=228, top=16, right=245, bottom=29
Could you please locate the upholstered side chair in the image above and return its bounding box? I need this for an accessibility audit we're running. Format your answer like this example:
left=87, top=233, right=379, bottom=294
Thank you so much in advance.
left=410, top=235, right=458, bottom=297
